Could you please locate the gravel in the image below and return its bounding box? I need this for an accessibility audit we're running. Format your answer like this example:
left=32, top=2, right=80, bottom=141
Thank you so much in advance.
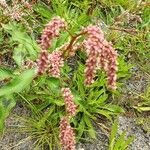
left=0, top=103, right=34, bottom=150
left=0, top=104, right=149, bottom=150
left=118, top=116, right=150, bottom=150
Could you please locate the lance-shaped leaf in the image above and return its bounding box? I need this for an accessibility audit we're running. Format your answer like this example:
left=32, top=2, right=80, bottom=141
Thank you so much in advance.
left=0, top=96, right=16, bottom=133
left=0, top=69, right=36, bottom=96
left=0, top=67, right=13, bottom=81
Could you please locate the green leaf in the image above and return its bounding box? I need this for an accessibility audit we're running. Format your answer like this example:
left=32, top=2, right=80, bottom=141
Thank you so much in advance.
left=103, top=105, right=125, bottom=114
left=36, top=106, right=55, bottom=128
left=83, top=115, right=96, bottom=139
left=88, top=128, right=96, bottom=139
left=133, top=106, right=150, bottom=112
left=109, top=120, right=118, bottom=150
left=13, top=44, right=26, bottom=66
left=34, top=2, right=52, bottom=19
left=96, top=109, right=112, bottom=121
left=3, top=22, right=39, bottom=61
left=0, top=96, right=16, bottom=133
left=113, top=132, right=126, bottom=150
left=0, top=67, right=13, bottom=81
left=49, top=99, right=64, bottom=106
left=47, top=77, right=60, bottom=93
left=108, top=119, right=134, bottom=150
left=121, top=136, right=134, bottom=150
left=77, top=118, right=85, bottom=141
left=97, top=93, right=108, bottom=104
left=88, top=92, right=108, bottom=105
left=0, top=69, right=35, bottom=96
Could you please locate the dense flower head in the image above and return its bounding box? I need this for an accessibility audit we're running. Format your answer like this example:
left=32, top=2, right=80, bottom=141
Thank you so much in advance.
left=99, top=42, right=118, bottom=90
left=61, top=88, right=77, bottom=117
left=0, top=0, right=33, bottom=25
left=48, top=50, right=64, bottom=78
left=10, top=11, right=22, bottom=21
left=39, top=16, right=66, bottom=50
left=83, top=26, right=104, bottom=85
left=83, top=25, right=118, bottom=90
left=37, top=17, right=66, bottom=75
left=0, top=0, right=8, bottom=8
left=59, top=117, right=76, bottom=150
left=37, top=50, right=49, bottom=75
left=36, top=16, right=118, bottom=89
left=84, top=50, right=97, bottom=84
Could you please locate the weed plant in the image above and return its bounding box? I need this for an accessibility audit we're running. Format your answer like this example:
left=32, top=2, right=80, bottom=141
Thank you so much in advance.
left=0, top=0, right=149, bottom=149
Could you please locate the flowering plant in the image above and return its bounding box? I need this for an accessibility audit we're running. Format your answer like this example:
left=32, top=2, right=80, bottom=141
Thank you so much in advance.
left=0, top=13, right=124, bottom=150
left=23, top=16, right=118, bottom=150
left=1, top=0, right=148, bottom=150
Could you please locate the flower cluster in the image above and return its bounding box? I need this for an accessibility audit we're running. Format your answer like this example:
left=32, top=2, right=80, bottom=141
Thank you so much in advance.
left=59, top=117, right=76, bottom=150
left=0, top=0, right=8, bottom=8
left=36, top=17, right=118, bottom=89
left=0, top=0, right=29, bottom=21
left=48, top=50, right=64, bottom=78
left=83, top=26, right=104, bottom=85
left=61, top=88, right=77, bottom=117
left=21, top=0, right=32, bottom=10
left=10, top=10, right=23, bottom=21
left=37, top=50, right=49, bottom=75
left=39, top=17, right=66, bottom=50
left=60, top=88, right=77, bottom=149
left=83, top=25, right=118, bottom=90
left=37, top=17, right=66, bottom=75
left=98, top=41, right=118, bottom=90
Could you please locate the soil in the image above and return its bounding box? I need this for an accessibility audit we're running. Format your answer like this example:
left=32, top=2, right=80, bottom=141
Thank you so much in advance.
left=0, top=105, right=149, bottom=150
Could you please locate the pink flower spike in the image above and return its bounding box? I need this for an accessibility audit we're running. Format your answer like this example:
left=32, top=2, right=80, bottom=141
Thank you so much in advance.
left=37, top=49, right=49, bottom=75
left=39, top=16, right=66, bottom=50
left=59, top=117, right=76, bottom=150
left=83, top=25, right=118, bottom=90
left=37, top=16, right=66, bottom=75
left=83, top=26, right=104, bottom=85
left=48, top=50, right=64, bottom=78
left=61, top=88, right=77, bottom=117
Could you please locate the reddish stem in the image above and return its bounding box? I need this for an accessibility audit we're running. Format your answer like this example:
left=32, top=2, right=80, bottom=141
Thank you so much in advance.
left=63, top=31, right=86, bottom=57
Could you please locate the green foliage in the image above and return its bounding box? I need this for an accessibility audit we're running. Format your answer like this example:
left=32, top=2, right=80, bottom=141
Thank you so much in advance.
left=133, top=83, right=150, bottom=112
left=69, top=62, right=125, bottom=140
left=34, top=2, right=53, bottom=20
left=136, top=117, right=150, bottom=134
left=108, top=119, right=134, bottom=150
left=0, top=69, right=35, bottom=133
left=9, top=107, right=61, bottom=150
left=0, top=69, right=35, bottom=97
left=0, top=67, right=13, bottom=81
left=0, top=0, right=149, bottom=149
left=0, top=96, right=16, bottom=133
left=2, top=22, right=39, bottom=66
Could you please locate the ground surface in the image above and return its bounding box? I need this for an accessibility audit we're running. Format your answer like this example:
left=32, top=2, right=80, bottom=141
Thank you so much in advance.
left=0, top=105, right=149, bottom=150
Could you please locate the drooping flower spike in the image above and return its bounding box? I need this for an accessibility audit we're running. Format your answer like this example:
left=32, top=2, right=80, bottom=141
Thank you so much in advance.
left=39, top=17, right=66, bottom=50
left=37, top=16, right=118, bottom=89
left=37, top=17, right=66, bottom=75
left=82, top=25, right=118, bottom=90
